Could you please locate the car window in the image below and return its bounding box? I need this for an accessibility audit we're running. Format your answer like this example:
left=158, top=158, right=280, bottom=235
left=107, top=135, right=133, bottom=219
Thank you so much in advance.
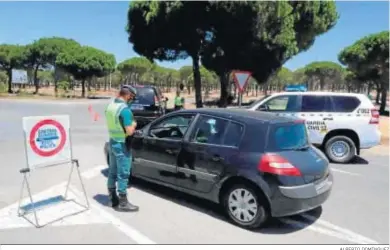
left=191, top=116, right=229, bottom=145
left=267, top=123, right=309, bottom=151
left=149, top=114, right=194, bottom=139
left=223, top=122, right=244, bottom=147
left=260, top=95, right=299, bottom=112
left=301, top=95, right=332, bottom=112
left=331, top=96, right=360, bottom=112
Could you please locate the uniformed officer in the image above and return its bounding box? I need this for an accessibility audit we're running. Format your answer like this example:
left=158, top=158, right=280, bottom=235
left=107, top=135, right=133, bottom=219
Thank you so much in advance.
left=105, top=85, right=139, bottom=212
left=174, top=90, right=185, bottom=110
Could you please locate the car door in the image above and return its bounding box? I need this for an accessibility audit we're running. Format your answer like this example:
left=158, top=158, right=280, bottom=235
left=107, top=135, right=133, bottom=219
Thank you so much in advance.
left=132, top=113, right=195, bottom=185
left=299, top=95, right=333, bottom=145
left=177, top=115, right=242, bottom=193
left=256, top=94, right=301, bottom=119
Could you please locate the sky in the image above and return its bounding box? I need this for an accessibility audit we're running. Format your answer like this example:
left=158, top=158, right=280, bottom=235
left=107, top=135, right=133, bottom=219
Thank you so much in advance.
left=0, top=1, right=388, bottom=71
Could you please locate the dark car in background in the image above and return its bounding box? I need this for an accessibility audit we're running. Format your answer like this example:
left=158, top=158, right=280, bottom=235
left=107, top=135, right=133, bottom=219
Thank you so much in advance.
left=104, top=108, right=333, bottom=229
left=130, top=85, right=168, bottom=129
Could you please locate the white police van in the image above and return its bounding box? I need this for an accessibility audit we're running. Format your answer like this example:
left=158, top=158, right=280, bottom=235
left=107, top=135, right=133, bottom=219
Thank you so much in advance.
left=245, top=91, right=381, bottom=163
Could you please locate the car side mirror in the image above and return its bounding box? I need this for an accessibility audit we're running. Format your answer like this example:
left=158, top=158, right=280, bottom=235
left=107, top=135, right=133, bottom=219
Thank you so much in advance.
left=258, top=104, right=269, bottom=111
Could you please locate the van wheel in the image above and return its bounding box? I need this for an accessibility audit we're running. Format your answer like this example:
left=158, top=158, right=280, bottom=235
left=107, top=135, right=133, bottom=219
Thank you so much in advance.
left=324, top=135, right=356, bottom=164
left=222, top=184, right=269, bottom=229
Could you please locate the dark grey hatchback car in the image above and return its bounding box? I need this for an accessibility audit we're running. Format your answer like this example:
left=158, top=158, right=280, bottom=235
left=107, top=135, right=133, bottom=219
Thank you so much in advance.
left=104, top=108, right=333, bottom=229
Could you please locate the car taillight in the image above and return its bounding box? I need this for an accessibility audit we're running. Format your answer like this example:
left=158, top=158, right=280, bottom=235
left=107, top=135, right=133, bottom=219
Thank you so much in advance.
left=258, top=153, right=301, bottom=176
left=154, top=96, right=159, bottom=104
left=369, top=108, right=380, bottom=124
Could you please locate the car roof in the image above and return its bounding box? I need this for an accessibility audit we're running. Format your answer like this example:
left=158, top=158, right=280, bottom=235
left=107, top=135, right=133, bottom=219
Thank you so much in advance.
left=271, top=91, right=365, bottom=97
left=177, top=108, right=298, bottom=124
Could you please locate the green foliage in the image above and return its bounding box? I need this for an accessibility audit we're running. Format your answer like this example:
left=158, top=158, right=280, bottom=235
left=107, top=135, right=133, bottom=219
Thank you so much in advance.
left=56, top=45, right=116, bottom=97
left=338, top=31, right=389, bottom=73
left=179, top=66, right=193, bottom=82
left=0, top=44, right=26, bottom=70
left=0, top=44, right=27, bottom=93
left=292, top=67, right=308, bottom=83
left=304, top=61, right=344, bottom=78
left=338, top=31, right=389, bottom=113
left=57, top=80, right=70, bottom=91
left=0, top=70, right=8, bottom=84
left=202, top=1, right=339, bottom=84
left=117, top=57, right=154, bottom=77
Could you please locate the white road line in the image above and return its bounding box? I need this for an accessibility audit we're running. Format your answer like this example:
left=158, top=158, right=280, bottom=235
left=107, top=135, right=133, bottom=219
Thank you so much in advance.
left=81, top=165, right=107, bottom=179
left=331, top=168, right=361, bottom=176
left=70, top=185, right=155, bottom=244
left=280, top=217, right=377, bottom=244
left=300, top=214, right=378, bottom=244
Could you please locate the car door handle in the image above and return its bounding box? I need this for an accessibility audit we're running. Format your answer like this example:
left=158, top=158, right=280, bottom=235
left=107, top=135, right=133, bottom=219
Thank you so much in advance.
left=212, top=155, right=223, bottom=162
left=323, top=117, right=333, bottom=121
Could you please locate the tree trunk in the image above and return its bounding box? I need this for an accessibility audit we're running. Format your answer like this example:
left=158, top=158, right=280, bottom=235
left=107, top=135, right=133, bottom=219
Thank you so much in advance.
left=379, top=88, right=387, bottom=114
left=218, top=72, right=229, bottom=108
left=191, top=55, right=202, bottom=108
left=186, top=81, right=191, bottom=95
left=263, top=83, right=268, bottom=96
left=319, top=77, right=325, bottom=91
left=81, top=79, right=86, bottom=98
left=7, top=69, right=13, bottom=94
left=33, top=65, right=40, bottom=94
left=54, top=66, right=59, bottom=97
left=379, top=86, right=388, bottom=114
left=375, top=83, right=381, bottom=104
left=87, top=78, right=91, bottom=92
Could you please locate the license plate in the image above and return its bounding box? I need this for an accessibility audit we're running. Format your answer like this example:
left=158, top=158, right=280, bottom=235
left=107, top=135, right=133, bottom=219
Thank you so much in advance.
left=131, top=104, right=144, bottom=110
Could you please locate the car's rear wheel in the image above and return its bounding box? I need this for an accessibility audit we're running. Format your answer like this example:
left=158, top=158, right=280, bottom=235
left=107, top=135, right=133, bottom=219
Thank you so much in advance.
left=223, top=184, right=269, bottom=229
left=324, top=135, right=356, bottom=163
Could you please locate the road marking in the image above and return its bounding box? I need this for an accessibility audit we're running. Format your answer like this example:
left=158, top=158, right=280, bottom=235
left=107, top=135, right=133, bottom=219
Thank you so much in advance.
left=0, top=183, right=106, bottom=230
left=300, top=213, right=378, bottom=244
left=331, top=168, right=361, bottom=176
left=81, top=165, right=107, bottom=179
left=70, top=185, right=155, bottom=244
left=280, top=217, right=378, bottom=244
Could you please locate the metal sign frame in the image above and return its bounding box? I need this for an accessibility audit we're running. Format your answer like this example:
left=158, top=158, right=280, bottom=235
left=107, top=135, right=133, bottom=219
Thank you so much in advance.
left=17, top=116, right=90, bottom=228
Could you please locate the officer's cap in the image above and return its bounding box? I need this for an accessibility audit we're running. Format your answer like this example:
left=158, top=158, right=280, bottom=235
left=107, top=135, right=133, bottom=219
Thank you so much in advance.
left=120, top=85, right=137, bottom=96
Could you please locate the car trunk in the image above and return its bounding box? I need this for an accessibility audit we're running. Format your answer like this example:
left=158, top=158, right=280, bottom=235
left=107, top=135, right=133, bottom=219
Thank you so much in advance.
left=267, top=121, right=329, bottom=185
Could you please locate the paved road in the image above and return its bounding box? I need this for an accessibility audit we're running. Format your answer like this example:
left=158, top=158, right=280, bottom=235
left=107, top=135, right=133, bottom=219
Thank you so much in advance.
left=0, top=99, right=388, bottom=244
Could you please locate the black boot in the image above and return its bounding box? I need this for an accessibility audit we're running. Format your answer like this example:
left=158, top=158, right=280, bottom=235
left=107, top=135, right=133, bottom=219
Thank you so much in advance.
left=117, top=193, right=139, bottom=212
left=108, top=188, right=119, bottom=207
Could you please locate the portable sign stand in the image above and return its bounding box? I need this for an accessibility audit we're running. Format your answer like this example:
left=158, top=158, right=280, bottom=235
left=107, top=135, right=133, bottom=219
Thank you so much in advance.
left=232, top=70, right=252, bottom=107
left=18, top=115, right=89, bottom=228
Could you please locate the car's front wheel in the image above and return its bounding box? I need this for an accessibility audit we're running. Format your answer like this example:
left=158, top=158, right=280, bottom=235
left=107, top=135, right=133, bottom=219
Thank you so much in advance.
left=223, top=184, right=269, bottom=229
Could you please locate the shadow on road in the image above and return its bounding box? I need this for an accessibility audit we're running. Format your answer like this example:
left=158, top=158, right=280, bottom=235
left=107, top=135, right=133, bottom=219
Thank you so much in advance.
left=98, top=168, right=321, bottom=234
left=333, top=156, right=369, bottom=166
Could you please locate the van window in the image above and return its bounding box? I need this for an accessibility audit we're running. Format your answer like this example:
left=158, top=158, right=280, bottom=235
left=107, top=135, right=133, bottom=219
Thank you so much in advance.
left=260, top=95, right=300, bottom=112
left=223, top=122, right=244, bottom=147
left=301, top=95, right=332, bottom=112
left=133, top=87, right=156, bottom=105
left=267, top=123, right=309, bottom=151
left=331, top=96, right=360, bottom=112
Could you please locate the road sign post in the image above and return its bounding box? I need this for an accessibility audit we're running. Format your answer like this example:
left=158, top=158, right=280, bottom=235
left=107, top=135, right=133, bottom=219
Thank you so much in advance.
left=18, top=115, right=89, bottom=228
left=232, top=71, right=252, bottom=107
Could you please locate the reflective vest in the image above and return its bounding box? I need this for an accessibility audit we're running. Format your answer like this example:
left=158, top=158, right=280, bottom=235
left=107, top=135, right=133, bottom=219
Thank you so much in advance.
left=105, top=101, right=128, bottom=143
left=175, top=96, right=183, bottom=106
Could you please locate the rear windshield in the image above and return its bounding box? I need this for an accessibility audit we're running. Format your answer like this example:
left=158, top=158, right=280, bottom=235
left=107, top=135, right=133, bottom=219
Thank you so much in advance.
left=267, top=123, right=309, bottom=151
left=134, top=87, right=156, bottom=105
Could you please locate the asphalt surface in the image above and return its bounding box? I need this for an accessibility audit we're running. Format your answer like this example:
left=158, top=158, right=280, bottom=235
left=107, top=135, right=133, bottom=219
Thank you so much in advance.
left=0, top=98, right=388, bottom=244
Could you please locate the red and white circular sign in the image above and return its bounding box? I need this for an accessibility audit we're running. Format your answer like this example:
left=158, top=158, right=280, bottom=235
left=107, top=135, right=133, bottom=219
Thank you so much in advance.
left=29, top=119, right=67, bottom=157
